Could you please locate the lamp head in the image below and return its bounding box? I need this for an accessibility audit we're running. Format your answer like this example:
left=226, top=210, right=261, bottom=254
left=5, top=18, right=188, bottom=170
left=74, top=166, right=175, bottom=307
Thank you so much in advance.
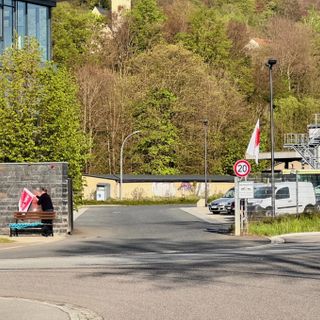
left=266, top=59, right=277, bottom=69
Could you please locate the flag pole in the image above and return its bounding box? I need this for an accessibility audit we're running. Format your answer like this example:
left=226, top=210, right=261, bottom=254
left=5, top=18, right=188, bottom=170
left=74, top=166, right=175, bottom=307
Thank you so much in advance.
left=244, top=119, right=260, bottom=234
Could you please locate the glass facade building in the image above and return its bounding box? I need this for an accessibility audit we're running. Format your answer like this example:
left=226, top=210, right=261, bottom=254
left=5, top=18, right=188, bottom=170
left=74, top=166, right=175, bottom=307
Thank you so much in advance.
left=0, top=0, right=56, bottom=60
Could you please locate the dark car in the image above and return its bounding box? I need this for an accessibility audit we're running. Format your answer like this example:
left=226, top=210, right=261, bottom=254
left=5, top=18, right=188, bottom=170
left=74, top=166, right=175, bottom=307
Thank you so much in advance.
left=208, top=188, right=235, bottom=214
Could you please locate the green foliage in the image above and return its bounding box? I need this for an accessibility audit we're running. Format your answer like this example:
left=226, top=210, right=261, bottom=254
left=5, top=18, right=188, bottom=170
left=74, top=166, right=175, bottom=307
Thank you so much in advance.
left=128, top=0, right=165, bottom=53
left=274, top=96, right=320, bottom=149
left=52, top=2, right=102, bottom=68
left=177, top=8, right=231, bottom=67
left=304, top=8, right=320, bottom=32
left=133, top=89, right=179, bottom=174
left=82, top=196, right=199, bottom=205
left=251, top=0, right=278, bottom=26
left=127, top=44, right=245, bottom=175
left=207, top=0, right=255, bottom=22
left=50, top=0, right=320, bottom=178
left=0, top=41, right=89, bottom=203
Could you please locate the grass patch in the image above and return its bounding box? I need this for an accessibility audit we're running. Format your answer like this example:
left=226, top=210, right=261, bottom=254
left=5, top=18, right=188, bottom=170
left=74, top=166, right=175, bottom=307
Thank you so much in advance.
left=0, top=237, right=14, bottom=244
left=82, top=197, right=200, bottom=206
left=249, top=212, right=320, bottom=236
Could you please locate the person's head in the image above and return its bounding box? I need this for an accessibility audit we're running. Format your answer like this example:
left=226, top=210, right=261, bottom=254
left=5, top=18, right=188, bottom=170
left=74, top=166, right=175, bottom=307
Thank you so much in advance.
left=41, top=187, right=48, bottom=194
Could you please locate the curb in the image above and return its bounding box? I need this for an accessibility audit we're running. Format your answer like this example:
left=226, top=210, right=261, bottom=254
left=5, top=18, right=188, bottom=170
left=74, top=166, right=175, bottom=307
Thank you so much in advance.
left=57, top=302, right=104, bottom=320
left=0, top=297, right=103, bottom=320
left=269, top=232, right=320, bottom=244
left=269, top=236, right=285, bottom=244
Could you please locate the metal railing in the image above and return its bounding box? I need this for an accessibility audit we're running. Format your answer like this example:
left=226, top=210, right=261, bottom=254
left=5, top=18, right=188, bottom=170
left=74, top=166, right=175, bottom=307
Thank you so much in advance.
left=284, top=133, right=308, bottom=146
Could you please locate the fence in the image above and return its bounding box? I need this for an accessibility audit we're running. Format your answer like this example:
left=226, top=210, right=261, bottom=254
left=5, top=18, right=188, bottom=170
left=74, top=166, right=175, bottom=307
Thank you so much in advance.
left=234, top=171, right=320, bottom=235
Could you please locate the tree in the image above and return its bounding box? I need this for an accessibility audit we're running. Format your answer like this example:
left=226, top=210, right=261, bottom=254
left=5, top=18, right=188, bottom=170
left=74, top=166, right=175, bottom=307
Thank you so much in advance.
left=177, top=8, right=231, bottom=68
left=162, top=0, right=196, bottom=43
left=133, top=89, right=179, bottom=174
left=52, top=2, right=103, bottom=68
left=126, top=44, right=246, bottom=174
left=0, top=41, right=88, bottom=202
left=128, top=0, right=165, bottom=53
left=274, top=96, right=320, bottom=149
left=98, top=0, right=165, bottom=74
left=266, top=17, right=314, bottom=95
left=76, top=64, right=130, bottom=174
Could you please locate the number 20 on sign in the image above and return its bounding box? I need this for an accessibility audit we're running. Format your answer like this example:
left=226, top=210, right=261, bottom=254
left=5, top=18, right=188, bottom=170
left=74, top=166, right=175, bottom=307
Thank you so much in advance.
left=233, top=159, right=251, bottom=178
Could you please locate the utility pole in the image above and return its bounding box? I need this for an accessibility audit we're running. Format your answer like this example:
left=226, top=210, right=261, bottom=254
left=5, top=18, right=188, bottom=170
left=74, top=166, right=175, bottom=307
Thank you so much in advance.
left=203, top=119, right=208, bottom=207
left=266, top=59, right=277, bottom=218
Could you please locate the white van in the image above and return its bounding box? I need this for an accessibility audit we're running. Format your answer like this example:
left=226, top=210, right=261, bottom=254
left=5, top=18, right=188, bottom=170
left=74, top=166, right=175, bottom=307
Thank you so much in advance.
left=247, top=182, right=316, bottom=215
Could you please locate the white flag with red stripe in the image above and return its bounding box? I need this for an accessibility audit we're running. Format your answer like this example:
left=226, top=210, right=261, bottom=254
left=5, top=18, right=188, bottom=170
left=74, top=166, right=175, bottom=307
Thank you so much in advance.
left=246, top=119, right=260, bottom=164
left=18, top=188, right=34, bottom=212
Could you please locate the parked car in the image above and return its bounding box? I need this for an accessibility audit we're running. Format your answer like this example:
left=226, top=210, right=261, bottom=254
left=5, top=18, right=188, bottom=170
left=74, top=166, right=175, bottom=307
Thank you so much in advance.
left=208, top=188, right=235, bottom=215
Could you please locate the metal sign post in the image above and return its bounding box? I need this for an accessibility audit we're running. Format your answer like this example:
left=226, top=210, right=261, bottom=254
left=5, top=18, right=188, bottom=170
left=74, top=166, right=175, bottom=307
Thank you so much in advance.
left=239, top=181, right=254, bottom=234
left=234, top=160, right=252, bottom=236
left=234, top=177, right=241, bottom=236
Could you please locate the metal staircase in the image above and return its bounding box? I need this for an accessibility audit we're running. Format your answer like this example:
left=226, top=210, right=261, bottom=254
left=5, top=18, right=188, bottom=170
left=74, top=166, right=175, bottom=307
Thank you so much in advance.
left=284, top=114, right=320, bottom=169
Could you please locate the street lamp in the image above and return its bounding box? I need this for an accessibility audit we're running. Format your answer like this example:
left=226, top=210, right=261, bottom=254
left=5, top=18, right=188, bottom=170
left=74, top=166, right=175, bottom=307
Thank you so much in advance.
left=266, top=58, right=277, bottom=218
left=120, top=130, right=141, bottom=200
left=203, top=119, right=208, bottom=207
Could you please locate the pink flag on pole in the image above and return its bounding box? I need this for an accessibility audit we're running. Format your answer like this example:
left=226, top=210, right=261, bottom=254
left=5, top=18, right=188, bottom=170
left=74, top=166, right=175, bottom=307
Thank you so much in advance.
left=18, top=188, right=34, bottom=212
left=246, top=119, right=260, bottom=165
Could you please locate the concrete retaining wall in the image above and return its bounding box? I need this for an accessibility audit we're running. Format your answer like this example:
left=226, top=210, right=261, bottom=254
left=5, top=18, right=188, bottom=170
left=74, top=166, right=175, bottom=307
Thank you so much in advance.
left=0, top=162, right=69, bottom=235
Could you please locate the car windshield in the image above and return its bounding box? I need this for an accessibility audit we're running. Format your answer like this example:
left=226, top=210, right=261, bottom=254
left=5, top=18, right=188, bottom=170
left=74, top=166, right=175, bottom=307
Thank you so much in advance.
left=254, top=186, right=272, bottom=199
left=224, top=189, right=234, bottom=198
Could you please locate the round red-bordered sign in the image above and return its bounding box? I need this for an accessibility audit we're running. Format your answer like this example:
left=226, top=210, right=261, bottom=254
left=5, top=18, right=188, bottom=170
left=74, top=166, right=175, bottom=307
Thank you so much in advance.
left=233, top=159, right=251, bottom=177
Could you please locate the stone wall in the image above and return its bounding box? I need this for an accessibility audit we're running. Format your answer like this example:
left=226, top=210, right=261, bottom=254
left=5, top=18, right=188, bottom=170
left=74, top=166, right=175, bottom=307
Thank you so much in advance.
left=0, top=162, right=69, bottom=235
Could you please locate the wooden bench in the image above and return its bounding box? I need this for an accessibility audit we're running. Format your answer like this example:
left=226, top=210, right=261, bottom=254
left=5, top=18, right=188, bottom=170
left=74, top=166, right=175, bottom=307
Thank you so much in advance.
left=9, top=211, right=56, bottom=237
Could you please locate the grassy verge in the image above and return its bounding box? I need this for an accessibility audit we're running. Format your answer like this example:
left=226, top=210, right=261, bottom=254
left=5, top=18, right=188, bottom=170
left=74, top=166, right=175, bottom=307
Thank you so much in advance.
left=0, top=237, right=14, bottom=244
left=249, top=213, right=320, bottom=236
left=82, top=197, right=200, bottom=206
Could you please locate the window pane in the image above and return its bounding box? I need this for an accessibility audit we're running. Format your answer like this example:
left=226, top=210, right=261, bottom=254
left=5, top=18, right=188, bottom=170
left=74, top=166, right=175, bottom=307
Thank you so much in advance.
left=3, top=6, right=12, bottom=49
left=17, top=1, right=26, bottom=48
left=4, top=0, right=12, bottom=6
left=38, top=6, right=48, bottom=60
left=27, top=4, right=48, bottom=60
left=0, top=6, right=3, bottom=39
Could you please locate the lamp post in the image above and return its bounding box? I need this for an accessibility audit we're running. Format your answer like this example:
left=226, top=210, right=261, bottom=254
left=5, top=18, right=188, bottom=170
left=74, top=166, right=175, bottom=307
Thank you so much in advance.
left=120, top=130, right=141, bottom=200
left=266, top=59, right=277, bottom=218
left=203, top=119, right=208, bottom=207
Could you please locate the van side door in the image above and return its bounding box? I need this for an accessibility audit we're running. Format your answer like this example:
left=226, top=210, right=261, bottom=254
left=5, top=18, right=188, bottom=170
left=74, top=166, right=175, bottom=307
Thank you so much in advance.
left=275, top=187, right=295, bottom=214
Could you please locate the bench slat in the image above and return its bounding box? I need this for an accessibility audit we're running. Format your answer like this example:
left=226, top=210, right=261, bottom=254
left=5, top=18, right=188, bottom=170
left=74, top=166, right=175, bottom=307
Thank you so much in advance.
left=14, top=212, right=56, bottom=220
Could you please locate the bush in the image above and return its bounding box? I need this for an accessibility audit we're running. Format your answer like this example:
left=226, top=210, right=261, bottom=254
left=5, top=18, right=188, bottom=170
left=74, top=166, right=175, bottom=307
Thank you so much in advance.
left=82, top=197, right=199, bottom=206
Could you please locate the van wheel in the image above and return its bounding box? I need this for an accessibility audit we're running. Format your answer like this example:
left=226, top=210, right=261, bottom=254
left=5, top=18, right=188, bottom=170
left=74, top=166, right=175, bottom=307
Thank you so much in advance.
left=265, top=207, right=273, bottom=217
left=304, top=205, right=315, bottom=214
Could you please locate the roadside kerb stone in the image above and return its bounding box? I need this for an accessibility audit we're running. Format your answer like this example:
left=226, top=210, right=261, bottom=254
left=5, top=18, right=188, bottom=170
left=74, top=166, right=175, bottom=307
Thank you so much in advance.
left=270, top=232, right=320, bottom=244
left=0, top=297, right=103, bottom=320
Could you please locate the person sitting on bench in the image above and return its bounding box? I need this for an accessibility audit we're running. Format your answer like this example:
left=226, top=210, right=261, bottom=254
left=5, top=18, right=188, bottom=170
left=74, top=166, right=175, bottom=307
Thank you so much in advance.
left=36, top=187, right=54, bottom=236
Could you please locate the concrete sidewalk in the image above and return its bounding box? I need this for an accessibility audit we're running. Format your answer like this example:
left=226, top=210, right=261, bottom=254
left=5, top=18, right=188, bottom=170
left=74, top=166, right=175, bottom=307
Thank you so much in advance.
left=0, top=208, right=89, bottom=249
left=181, top=206, right=320, bottom=243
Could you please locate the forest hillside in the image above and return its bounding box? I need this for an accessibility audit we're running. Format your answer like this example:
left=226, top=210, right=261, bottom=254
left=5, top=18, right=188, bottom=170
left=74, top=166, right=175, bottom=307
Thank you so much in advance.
left=52, top=0, right=320, bottom=175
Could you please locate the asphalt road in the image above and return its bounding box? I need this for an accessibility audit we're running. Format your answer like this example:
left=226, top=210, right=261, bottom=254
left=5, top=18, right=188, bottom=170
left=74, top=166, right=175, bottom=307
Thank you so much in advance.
left=0, top=205, right=319, bottom=320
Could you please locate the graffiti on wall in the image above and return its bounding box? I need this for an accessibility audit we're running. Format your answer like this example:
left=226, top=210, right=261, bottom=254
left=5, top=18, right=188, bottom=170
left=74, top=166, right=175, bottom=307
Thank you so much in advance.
left=152, top=183, right=176, bottom=197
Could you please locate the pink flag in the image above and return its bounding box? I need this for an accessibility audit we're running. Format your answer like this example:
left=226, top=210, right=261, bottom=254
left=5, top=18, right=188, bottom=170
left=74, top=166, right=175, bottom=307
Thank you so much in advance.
left=18, top=188, right=34, bottom=212
left=246, top=119, right=260, bottom=164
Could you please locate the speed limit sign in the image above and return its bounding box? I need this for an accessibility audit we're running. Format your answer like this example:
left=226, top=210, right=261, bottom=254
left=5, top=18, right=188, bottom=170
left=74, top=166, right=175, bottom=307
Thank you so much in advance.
left=233, top=159, right=251, bottom=177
